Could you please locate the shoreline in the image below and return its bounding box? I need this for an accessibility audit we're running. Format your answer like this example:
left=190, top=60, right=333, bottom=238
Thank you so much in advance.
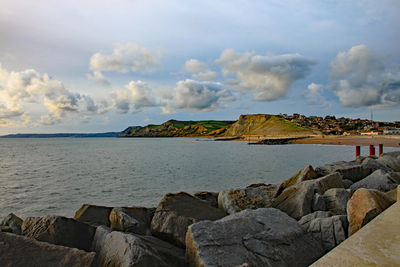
left=292, top=136, right=400, bottom=148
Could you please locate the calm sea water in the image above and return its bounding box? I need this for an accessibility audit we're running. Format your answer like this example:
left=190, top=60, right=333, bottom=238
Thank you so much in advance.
left=1, top=138, right=398, bottom=219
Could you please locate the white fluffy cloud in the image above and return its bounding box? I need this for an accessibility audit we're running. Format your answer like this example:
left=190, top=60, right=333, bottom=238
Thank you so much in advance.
left=0, top=65, right=107, bottom=126
left=303, top=83, right=331, bottom=108
left=112, top=80, right=159, bottom=114
left=328, top=44, right=400, bottom=108
left=90, top=42, right=162, bottom=73
left=86, top=71, right=110, bottom=87
left=163, top=79, right=234, bottom=113
left=184, top=59, right=218, bottom=81
left=215, top=49, right=317, bottom=101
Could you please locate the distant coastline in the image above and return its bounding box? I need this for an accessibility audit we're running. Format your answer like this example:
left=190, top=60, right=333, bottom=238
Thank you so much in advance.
left=0, top=132, right=121, bottom=138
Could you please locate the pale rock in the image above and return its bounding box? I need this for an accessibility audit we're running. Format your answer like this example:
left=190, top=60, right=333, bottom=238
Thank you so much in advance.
left=323, top=188, right=351, bottom=215
left=351, top=170, right=400, bottom=192
left=298, top=211, right=333, bottom=230
left=92, top=226, right=186, bottom=267
left=151, top=192, right=226, bottom=247
left=275, top=165, right=317, bottom=197
left=377, top=152, right=400, bottom=172
left=312, top=193, right=327, bottom=212
left=185, top=208, right=324, bottom=267
left=315, top=161, right=371, bottom=182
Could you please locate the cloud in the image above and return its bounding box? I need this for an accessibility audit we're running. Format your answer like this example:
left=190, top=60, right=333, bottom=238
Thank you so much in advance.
left=86, top=71, right=110, bottom=87
left=163, top=79, right=234, bottom=113
left=328, top=44, right=400, bottom=108
left=112, top=80, right=159, bottom=114
left=0, top=104, right=24, bottom=119
left=184, top=59, right=218, bottom=81
left=303, top=83, right=331, bottom=108
left=89, top=42, right=162, bottom=73
left=0, top=65, right=108, bottom=126
left=215, top=49, right=317, bottom=101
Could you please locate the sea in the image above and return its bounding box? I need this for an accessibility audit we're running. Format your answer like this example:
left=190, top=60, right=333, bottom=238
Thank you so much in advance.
left=1, top=137, right=398, bottom=219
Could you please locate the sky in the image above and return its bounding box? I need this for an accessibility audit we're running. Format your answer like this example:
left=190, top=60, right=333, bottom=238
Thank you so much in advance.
left=0, top=0, right=400, bottom=134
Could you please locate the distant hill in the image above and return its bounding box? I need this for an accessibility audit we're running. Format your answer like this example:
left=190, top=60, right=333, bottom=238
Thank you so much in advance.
left=220, top=114, right=316, bottom=138
left=0, top=132, right=121, bottom=138
left=122, top=120, right=235, bottom=137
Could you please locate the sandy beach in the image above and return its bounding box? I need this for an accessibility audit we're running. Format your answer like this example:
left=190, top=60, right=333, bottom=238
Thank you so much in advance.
left=292, top=136, right=400, bottom=148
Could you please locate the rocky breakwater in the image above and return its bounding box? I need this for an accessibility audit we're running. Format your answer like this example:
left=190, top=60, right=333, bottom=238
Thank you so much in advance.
left=1, top=151, right=400, bottom=266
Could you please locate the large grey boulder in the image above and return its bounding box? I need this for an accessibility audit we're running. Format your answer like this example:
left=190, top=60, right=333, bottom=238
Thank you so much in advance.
left=307, top=215, right=348, bottom=252
left=74, top=204, right=113, bottom=227
left=1, top=213, right=23, bottom=235
left=218, top=184, right=278, bottom=214
left=323, top=188, right=351, bottom=215
left=298, top=211, right=333, bottom=230
left=109, top=206, right=155, bottom=235
left=272, top=172, right=343, bottom=219
left=377, top=152, right=400, bottom=172
left=360, top=157, right=392, bottom=173
left=151, top=192, right=226, bottom=247
left=22, top=215, right=95, bottom=251
left=194, top=191, right=219, bottom=208
left=185, top=208, right=324, bottom=267
left=275, top=165, right=317, bottom=197
left=350, top=170, right=400, bottom=192
left=315, top=161, right=371, bottom=182
left=0, top=232, right=95, bottom=267
left=92, top=226, right=186, bottom=267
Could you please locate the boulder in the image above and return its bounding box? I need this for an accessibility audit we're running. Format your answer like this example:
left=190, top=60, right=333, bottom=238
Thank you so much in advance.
left=1, top=213, right=23, bottom=235
left=109, top=206, right=155, bottom=235
left=194, top=191, right=219, bottom=208
left=272, top=172, right=343, bottom=219
left=350, top=170, right=400, bottom=192
left=74, top=204, right=113, bottom=227
left=92, top=226, right=186, bottom=267
left=185, top=208, right=324, bottom=267
left=323, top=188, right=351, bottom=215
left=315, top=161, right=371, bottom=182
left=342, top=179, right=354, bottom=189
left=151, top=192, right=226, bottom=247
left=0, top=232, right=95, bottom=267
left=312, top=193, right=327, bottom=212
left=22, top=215, right=95, bottom=251
left=377, top=153, right=400, bottom=172
left=298, top=211, right=333, bottom=230
left=218, top=184, right=278, bottom=214
left=307, top=215, right=348, bottom=252
left=385, top=185, right=399, bottom=202
left=360, top=157, right=392, bottom=173
left=347, top=188, right=395, bottom=235
left=275, top=165, right=317, bottom=197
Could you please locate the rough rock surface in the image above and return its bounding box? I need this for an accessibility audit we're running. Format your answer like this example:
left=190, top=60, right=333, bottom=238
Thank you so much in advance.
left=22, top=215, right=95, bottom=251
left=323, top=188, right=351, bottom=215
left=360, top=157, right=392, bottom=173
left=342, top=179, right=354, bottom=189
left=92, top=226, right=186, bottom=267
left=376, top=152, right=400, bottom=172
left=385, top=186, right=399, bottom=202
left=1, top=213, right=23, bottom=235
left=350, top=170, right=400, bottom=192
left=347, top=188, right=395, bottom=235
left=109, top=206, right=155, bottom=235
left=307, top=215, right=348, bottom=252
left=298, top=211, right=333, bottom=230
left=0, top=232, right=95, bottom=267
left=185, top=208, right=324, bottom=267
left=74, top=204, right=113, bottom=227
left=312, top=193, right=327, bottom=212
left=275, top=165, right=317, bottom=197
left=151, top=192, right=226, bottom=247
left=315, top=161, right=371, bottom=182
left=218, top=184, right=278, bottom=214
left=272, top=172, right=343, bottom=219
left=194, top=191, right=219, bottom=208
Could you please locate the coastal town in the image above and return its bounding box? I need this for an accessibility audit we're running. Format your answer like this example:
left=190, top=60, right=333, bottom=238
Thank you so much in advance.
left=281, top=113, right=400, bottom=136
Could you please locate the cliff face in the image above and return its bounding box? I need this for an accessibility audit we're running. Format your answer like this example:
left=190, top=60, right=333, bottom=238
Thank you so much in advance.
left=222, top=114, right=315, bottom=137
left=122, top=120, right=234, bottom=137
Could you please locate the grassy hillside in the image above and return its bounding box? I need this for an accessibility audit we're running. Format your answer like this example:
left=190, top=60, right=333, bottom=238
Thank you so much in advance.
left=222, top=114, right=315, bottom=137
